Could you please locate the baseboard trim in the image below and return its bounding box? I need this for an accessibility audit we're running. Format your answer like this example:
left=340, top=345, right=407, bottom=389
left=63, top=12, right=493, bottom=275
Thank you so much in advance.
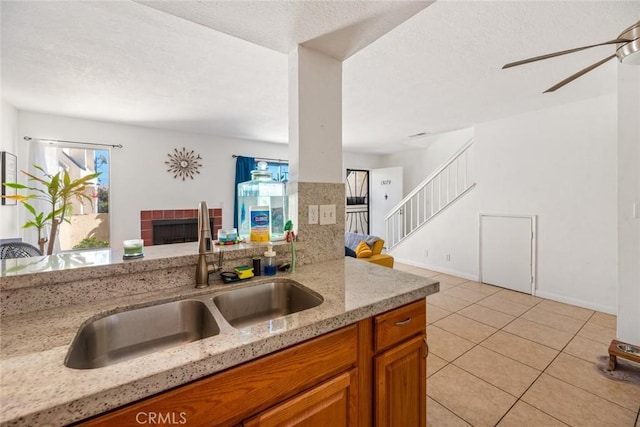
left=534, top=290, right=617, bottom=315
left=392, top=258, right=616, bottom=314
left=393, top=257, right=479, bottom=282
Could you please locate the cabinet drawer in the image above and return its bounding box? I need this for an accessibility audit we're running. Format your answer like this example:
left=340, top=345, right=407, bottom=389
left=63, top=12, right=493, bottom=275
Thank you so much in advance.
left=78, top=325, right=357, bottom=427
left=374, top=299, right=425, bottom=352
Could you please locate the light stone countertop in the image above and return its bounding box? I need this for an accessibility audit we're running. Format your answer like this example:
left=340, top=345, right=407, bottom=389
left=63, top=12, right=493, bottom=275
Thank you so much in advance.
left=0, top=241, right=293, bottom=290
left=0, top=256, right=438, bottom=426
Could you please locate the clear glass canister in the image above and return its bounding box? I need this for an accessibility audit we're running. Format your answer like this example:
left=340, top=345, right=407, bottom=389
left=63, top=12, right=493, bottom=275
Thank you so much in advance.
left=237, top=161, right=288, bottom=241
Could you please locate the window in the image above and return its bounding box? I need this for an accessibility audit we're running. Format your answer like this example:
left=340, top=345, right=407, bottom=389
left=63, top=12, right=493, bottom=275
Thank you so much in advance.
left=262, top=161, right=289, bottom=182
left=57, top=146, right=110, bottom=250
left=28, top=142, right=110, bottom=251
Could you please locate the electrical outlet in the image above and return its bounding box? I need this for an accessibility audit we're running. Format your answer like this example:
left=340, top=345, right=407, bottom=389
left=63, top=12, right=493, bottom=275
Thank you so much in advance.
left=308, top=205, right=319, bottom=224
left=319, top=204, right=336, bottom=225
left=424, top=249, right=429, bottom=257
left=445, top=254, right=451, bottom=262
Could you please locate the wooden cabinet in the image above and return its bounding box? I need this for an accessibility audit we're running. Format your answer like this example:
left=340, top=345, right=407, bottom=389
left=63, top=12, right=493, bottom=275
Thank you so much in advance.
left=374, top=299, right=426, bottom=353
left=367, top=299, right=427, bottom=427
left=375, top=336, right=426, bottom=427
left=78, top=326, right=357, bottom=427
left=77, top=299, right=427, bottom=427
left=243, top=369, right=358, bottom=427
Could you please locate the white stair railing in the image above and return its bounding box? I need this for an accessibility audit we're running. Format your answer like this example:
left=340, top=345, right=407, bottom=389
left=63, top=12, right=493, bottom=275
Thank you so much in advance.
left=385, top=138, right=476, bottom=249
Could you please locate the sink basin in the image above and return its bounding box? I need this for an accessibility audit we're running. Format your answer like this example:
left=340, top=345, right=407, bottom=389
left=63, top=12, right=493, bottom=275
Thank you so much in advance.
left=65, top=300, right=220, bottom=369
left=213, top=280, right=323, bottom=328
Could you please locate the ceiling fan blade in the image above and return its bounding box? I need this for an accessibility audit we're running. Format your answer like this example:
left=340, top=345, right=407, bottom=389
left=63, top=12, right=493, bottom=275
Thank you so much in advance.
left=502, top=39, right=628, bottom=69
left=543, top=54, right=617, bottom=93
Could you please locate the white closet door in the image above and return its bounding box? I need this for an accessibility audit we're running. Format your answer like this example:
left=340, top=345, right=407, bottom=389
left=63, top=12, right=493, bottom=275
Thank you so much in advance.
left=480, top=215, right=535, bottom=294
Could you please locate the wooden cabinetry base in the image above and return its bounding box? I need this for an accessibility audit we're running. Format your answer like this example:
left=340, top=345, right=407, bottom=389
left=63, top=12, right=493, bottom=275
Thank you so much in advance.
left=77, top=299, right=428, bottom=427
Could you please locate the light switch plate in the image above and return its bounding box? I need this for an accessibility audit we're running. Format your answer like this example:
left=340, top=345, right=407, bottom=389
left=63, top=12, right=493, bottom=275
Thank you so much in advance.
left=308, top=205, right=319, bottom=224
left=319, top=204, right=336, bottom=225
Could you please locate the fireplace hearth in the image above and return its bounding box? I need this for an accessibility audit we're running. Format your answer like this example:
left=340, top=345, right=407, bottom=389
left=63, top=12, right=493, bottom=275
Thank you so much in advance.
left=140, top=209, right=222, bottom=247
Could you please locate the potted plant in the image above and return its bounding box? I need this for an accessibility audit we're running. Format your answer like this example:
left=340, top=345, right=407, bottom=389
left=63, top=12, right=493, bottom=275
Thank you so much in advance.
left=2, top=165, right=100, bottom=255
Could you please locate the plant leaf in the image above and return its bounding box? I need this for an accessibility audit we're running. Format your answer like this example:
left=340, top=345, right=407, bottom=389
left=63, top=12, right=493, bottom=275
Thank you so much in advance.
left=23, top=202, right=37, bottom=217
left=22, top=170, right=50, bottom=186
left=3, top=182, right=28, bottom=189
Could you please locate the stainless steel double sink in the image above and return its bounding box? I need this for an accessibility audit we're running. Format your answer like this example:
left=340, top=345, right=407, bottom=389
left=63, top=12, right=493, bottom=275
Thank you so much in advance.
left=64, top=279, right=323, bottom=369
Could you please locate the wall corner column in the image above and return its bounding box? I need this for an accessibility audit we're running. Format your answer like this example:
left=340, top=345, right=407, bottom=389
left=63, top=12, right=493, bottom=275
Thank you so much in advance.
left=288, top=46, right=345, bottom=263
left=616, top=63, right=640, bottom=344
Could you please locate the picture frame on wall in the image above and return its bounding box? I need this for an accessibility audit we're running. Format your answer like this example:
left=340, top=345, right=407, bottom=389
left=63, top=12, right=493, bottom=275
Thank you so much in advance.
left=1, top=151, right=18, bottom=205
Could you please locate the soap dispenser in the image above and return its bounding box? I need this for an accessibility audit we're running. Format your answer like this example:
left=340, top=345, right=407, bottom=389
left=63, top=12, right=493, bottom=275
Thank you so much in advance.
left=264, top=243, right=277, bottom=276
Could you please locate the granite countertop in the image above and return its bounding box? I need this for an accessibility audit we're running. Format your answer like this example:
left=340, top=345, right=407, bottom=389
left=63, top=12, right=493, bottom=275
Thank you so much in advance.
left=0, top=257, right=438, bottom=426
left=0, top=241, right=291, bottom=290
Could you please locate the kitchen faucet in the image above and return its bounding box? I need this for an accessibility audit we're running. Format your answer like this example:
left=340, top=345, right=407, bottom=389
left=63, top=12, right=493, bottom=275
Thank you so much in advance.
left=195, top=201, right=222, bottom=288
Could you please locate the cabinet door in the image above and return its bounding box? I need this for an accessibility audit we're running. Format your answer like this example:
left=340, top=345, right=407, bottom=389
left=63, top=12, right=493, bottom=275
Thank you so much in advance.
left=244, top=369, right=358, bottom=427
left=375, top=335, right=426, bottom=427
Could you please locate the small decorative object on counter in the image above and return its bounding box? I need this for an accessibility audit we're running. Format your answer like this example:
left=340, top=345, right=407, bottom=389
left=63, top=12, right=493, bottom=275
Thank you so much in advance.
left=217, top=228, right=239, bottom=245
left=123, top=239, right=144, bottom=260
left=284, top=220, right=296, bottom=273
left=220, top=271, right=240, bottom=283
left=252, top=256, right=262, bottom=276
left=237, top=161, right=288, bottom=241
left=234, top=265, right=254, bottom=280
left=264, top=242, right=277, bottom=276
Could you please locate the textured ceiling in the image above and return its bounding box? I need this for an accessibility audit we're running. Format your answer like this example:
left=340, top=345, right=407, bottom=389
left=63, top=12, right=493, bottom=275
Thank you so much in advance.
left=1, top=1, right=639, bottom=154
left=136, top=0, right=432, bottom=60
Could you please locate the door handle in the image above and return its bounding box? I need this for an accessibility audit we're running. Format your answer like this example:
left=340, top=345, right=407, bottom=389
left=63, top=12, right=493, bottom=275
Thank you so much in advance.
left=424, top=337, right=429, bottom=359
left=394, top=317, right=412, bottom=326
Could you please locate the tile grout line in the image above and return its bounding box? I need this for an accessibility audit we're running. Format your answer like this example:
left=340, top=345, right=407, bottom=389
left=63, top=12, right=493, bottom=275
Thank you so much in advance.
left=540, top=336, right=640, bottom=415
left=431, top=283, right=578, bottom=426
left=428, top=319, right=568, bottom=425
left=427, top=395, right=473, bottom=426
left=422, top=269, right=632, bottom=426
left=495, top=308, right=633, bottom=426
left=430, top=289, right=546, bottom=370
left=428, top=291, right=543, bottom=425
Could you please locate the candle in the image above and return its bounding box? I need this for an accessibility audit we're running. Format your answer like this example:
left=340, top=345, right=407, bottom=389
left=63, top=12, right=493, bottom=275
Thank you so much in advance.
left=123, top=239, right=143, bottom=256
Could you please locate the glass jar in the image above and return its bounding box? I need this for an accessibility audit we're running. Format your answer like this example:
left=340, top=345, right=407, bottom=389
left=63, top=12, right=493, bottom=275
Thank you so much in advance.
left=237, top=161, right=288, bottom=241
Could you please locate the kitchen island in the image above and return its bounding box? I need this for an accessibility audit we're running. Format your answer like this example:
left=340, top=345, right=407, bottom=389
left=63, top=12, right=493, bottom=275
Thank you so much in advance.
left=0, top=244, right=438, bottom=426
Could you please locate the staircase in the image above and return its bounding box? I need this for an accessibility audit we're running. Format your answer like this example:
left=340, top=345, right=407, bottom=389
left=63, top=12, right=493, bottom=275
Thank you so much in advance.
left=384, top=138, right=476, bottom=249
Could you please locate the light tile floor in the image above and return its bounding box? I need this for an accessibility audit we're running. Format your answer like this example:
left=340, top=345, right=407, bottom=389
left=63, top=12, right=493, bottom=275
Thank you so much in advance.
left=394, top=263, right=640, bottom=427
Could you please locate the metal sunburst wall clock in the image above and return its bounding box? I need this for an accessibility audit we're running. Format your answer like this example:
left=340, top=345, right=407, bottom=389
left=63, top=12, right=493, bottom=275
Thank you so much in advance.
left=165, top=147, right=203, bottom=180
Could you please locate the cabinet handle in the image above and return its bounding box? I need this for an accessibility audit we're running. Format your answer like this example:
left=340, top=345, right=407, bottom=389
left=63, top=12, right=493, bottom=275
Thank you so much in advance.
left=394, top=317, right=412, bottom=326
left=424, top=338, right=429, bottom=359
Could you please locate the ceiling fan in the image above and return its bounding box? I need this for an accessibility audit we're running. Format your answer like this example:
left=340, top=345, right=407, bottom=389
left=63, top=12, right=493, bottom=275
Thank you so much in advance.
left=503, top=20, right=640, bottom=93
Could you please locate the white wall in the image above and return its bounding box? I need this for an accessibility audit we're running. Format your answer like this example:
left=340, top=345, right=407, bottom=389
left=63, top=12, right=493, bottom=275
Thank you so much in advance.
left=391, top=94, right=619, bottom=314
left=617, top=65, right=640, bottom=344
left=343, top=151, right=384, bottom=174
left=17, top=111, right=289, bottom=248
left=381, top=127, right=473, bottom=195
left=12, top=110, right=388, bottom=250
left=289, top=46, right=343, bottom=184
left=0, top=101, right=19, bottom=239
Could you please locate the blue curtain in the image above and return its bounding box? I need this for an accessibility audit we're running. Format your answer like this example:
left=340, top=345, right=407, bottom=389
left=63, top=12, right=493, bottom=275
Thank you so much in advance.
left=234, top=156, right=255, bottom=229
